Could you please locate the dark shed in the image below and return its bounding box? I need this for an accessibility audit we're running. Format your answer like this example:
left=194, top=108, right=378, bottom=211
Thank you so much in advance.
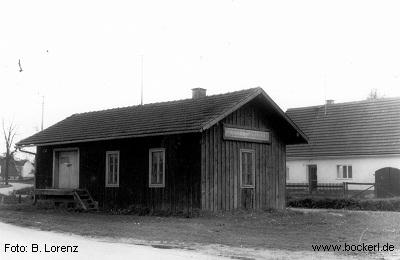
left=17, top=87, right=307, bottom=212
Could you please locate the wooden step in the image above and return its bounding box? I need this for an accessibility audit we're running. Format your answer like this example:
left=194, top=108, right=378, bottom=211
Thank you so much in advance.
left=73, top=189, right=98, bottom=211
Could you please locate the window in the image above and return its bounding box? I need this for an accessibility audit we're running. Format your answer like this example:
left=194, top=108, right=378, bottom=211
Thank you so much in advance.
left=149, top=148, right=165, bottom=187
left=337, top=165, right=352, bottom=179
left=240, top=149, right=255, bottom=188
left=106, top=151, right=119, bottom=187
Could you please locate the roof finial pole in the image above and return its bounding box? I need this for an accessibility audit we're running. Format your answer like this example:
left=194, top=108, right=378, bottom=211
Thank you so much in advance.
left=324, top=74, right=327, bottom=116
left=41, top=95, right=45, bottom=130
left=140, top=55, right=144, bottom=105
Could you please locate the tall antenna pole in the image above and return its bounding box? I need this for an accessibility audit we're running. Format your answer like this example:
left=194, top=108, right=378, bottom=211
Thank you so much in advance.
left=323, top=74, right=327, bottom=116
left=41, top=96, right=44, bottom=131
left=141, top=55, right=144, bottom=105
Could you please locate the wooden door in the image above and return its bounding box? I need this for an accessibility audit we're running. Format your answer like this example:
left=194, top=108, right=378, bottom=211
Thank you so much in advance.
left=308, top=165, right=317, bottom=192
left=375, top=167, right=400, bottom=198
left=58, top=151, right=79, bottom=189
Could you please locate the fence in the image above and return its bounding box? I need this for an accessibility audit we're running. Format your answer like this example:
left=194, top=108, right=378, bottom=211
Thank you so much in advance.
left=286, top=182, right=375, bottom=198
left=344, top=182, right=375, bottom=198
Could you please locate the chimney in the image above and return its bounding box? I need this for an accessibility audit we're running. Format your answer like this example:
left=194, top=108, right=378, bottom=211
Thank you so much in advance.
left=192, top=88, right=207, bottom=99
left=325, top=99, right=334, bottom=105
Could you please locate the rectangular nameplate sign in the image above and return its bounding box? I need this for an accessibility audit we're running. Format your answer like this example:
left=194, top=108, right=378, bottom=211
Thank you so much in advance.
left=223, top=126, right=270, bottom=143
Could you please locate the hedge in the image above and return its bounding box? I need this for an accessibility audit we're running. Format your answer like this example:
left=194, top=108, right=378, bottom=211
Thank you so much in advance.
left=287, top=197, right=400, bottom=211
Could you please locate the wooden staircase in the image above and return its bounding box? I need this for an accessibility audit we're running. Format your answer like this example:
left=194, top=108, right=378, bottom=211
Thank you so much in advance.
left=73, top=189, right=98, bottom=211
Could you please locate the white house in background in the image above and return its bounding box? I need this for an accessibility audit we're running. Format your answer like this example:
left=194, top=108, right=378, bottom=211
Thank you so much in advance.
left=286, top=97, right=400, bottom=190
left=20, top=160, right=35, bottom=178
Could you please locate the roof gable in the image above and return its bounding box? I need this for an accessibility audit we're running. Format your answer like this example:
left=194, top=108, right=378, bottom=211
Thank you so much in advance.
left=286, top=97, right=400, bottom=158
left=17, top=87, right=307, bottom=146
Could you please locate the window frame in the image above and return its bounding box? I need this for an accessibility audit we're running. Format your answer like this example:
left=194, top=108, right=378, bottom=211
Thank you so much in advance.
left=148, top=148, right=166, bottom=188
left=240, top=149, right=255, bottom=189
left=105, top=151, right=120, bottom=187
left=336, top=165, right=353, bottom=180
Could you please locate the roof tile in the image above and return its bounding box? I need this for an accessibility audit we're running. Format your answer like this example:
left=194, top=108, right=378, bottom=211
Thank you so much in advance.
left=18, top=88, right=259, bottom=146
left=287, top=97, right=400, bottom=158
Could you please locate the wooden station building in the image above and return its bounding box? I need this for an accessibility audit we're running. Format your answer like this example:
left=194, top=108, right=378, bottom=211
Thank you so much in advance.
left=17, top=88, right=307, bottom=212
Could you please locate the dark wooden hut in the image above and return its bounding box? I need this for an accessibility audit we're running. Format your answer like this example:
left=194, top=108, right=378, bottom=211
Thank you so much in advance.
left=17, top=87, right=307, bottom=212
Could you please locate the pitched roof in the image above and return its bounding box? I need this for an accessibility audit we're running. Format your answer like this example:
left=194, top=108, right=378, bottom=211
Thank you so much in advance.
left=17, top=87, right=307, bottom=146
left=286, top=97, right=400, bottom=159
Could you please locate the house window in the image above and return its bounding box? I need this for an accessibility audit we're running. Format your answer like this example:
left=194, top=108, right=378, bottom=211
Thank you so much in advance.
left=106, top=151, right=119, bottom=187
left=149, top=148, right=165, bottom=188
left=286, top=167, right=290, bottom=181
left=240, top=149, right=255, bottom=188
left=337, top=165, right=352, bottom=179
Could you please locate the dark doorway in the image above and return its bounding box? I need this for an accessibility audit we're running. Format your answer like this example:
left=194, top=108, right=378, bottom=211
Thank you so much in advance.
left=375, top=167, right=400, bottom=198
left=308, top=165, right=318, bottom=192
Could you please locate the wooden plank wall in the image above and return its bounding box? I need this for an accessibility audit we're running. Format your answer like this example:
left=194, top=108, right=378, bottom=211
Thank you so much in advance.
left=35, top=146, right=54, bottom=189
left=36, top=133, right=202, bottom=213
left=35, top=99, right=287, bottom=212
left=201, top=100, right=286, bottom=211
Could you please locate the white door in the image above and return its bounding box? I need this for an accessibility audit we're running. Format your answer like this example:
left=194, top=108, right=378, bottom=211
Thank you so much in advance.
left=58, top=151, right=79, bottom=189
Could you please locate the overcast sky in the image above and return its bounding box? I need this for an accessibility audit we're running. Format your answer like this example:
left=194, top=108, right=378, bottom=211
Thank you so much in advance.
left=1, top=0, right=400, bottom=155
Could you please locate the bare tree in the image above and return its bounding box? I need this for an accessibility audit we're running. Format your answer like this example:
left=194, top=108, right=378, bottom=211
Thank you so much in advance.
left=367, top=88, right=383, bottom=100
left=2, top=120, right=17, bottom=185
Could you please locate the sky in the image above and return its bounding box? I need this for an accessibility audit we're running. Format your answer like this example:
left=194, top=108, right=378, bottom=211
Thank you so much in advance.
left=1, top=0, right=400, bottom=156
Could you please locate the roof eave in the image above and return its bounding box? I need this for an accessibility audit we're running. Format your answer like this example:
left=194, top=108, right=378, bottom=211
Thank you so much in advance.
left=201, top=88, right=263, bottom=131
left=287, top=153, right=400, bottom=160
left=16, top=129, right=202, bottom=147
left=257, top=89, right=309, bottom=143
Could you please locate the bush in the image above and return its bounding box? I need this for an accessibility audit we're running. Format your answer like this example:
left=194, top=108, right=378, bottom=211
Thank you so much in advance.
left=105, top=205, right=199, bottom=217
left=0, top=192, right=33, bottom=204
left=287, top=197, right=400, bottom=212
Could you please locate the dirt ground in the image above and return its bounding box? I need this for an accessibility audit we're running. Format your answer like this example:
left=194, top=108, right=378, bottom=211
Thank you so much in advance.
left=0, top=221, right=226, bottom=260
left=0, top=203, right=399, bottom=259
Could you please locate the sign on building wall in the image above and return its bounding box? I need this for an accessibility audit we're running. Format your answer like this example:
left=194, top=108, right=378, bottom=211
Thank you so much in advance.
left=223, top=125, right=270, bottom=143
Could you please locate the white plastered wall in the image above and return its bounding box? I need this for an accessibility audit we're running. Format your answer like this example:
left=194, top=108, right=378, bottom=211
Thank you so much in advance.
left=287, top=156, right=400, bottom=190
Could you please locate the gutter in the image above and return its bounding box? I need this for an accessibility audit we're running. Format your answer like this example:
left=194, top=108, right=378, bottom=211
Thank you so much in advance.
left=16, top=146, right=36, bottom=155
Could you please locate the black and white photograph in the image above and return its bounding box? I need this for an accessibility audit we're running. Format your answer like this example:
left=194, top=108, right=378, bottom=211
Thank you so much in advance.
left=1, top=1, right=400, bottom=259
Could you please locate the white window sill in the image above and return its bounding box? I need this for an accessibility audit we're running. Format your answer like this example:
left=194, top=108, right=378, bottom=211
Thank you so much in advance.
left=336, top=178, right=353, bottom=180
left=106, top=184, right=119, bottom=188
left=149, top=184, right=165, bottom=188
left=241, top=185, right=255, bottom=189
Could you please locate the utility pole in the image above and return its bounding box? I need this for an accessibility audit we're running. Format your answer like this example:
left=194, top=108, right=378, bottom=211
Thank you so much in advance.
left=41, top=96, right=44, bottom=131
